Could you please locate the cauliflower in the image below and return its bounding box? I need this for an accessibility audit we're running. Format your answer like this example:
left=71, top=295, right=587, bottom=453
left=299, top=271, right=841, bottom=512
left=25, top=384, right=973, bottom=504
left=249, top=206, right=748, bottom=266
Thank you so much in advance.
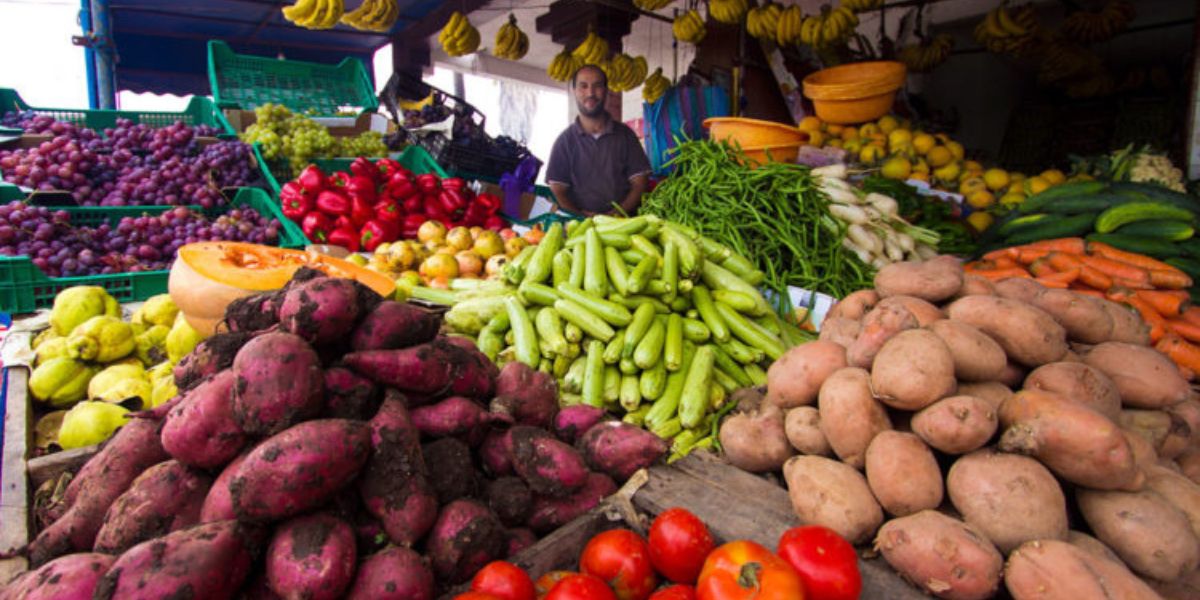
left=1130, top=152, right=1186, bottom=192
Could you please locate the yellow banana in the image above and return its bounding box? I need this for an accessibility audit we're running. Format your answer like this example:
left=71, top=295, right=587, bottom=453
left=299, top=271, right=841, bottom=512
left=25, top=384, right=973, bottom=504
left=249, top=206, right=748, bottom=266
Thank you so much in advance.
left=283, top=0, right=320, bottom=25
left=439, top=12, right=463, bottom=44
left=994, top=6, right=1026, bottom=37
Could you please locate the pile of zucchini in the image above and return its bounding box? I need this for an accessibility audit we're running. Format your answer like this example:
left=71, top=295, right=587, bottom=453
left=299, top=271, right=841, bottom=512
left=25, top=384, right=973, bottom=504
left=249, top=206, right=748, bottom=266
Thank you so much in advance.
left=985, top=180, right=1200, bottom=279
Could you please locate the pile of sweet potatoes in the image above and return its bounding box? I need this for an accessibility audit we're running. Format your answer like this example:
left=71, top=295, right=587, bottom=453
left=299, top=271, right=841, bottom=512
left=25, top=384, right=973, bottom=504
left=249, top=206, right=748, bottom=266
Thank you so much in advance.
left=720, top=254, right=1200, bottom=599
left=7, top=269, right=667, bottom=599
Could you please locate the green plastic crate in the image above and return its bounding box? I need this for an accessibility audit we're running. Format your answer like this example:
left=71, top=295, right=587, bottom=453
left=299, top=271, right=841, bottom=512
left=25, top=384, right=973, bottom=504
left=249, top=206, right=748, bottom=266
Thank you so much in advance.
left=0, top=88, right=230, bottom=135
left=254, top=144, right=446, bottom=199
left=0, top=188, right=304, bottom=314
left=0, top=182, right=21, bottom=203
left=207, top=40, right=378, bottom=117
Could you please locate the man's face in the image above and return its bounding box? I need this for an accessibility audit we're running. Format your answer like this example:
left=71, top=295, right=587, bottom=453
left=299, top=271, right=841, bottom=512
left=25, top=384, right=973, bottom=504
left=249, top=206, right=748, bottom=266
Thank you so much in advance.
left=574, top=68, right=608, bottom=118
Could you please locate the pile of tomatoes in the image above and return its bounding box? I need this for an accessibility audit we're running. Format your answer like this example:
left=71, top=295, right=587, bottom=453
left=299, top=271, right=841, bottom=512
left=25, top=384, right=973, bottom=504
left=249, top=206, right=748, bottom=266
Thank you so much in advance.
left=453, top=507, right=862, bottom=600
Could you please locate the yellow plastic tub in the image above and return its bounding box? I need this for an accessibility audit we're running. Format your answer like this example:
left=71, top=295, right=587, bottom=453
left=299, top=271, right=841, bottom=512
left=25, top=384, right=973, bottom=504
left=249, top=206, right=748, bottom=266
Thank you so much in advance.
left=703, top=117, right=809, bottom=148
left=802, top=61, right=907, bottom=125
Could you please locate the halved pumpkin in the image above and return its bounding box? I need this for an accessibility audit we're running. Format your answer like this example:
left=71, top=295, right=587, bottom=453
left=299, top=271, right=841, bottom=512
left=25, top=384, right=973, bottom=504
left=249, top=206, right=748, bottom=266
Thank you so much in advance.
left=169, top=242, right=395, bottom=336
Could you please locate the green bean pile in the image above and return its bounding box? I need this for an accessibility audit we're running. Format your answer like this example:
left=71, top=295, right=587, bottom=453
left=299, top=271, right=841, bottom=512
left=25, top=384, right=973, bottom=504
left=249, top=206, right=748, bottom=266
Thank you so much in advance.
left=640, top=139, right=874, bottom=310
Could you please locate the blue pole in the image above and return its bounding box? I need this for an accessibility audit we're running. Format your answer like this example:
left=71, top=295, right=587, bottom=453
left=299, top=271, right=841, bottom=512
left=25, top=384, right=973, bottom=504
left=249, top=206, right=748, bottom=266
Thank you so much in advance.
left=80, top=0, right=99, bottom=108
left=90, top=0, right=116, bottom=109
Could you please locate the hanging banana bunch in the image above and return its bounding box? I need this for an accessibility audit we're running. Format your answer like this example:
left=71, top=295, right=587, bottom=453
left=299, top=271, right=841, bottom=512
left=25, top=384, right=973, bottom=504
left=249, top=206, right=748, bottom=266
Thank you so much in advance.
left=746, top=3, right=782, bottom=42
left=775, top=5, right=804, bottom=46
left=548, top=48, right=584, bottom=82
left=493, top=14, right=530, bottom=60
left=282, top=0, right=345, bottom=30
left=898, top=34, right=954, bottom=73
left=572, top=31, right=610, bottom=66
left=709, top=0, right=748, bottom=25
left=841, top=0, right=883, bottom=13
left=972, top=4, right=1038, bottom=55
left=605, top=54, right=649, bottom=92
left=643, top=67, right=670, bottom=104
left=1062, top=0, right=1135, bottom=44
left=340, top=0, right=398, bottom=32
left=673, top=10, right=706, bottom=44
left=633, top=0, right=673, bottom=10
left=798, top=5, right=858, bottom=50
left=439, top=11, right=481, bottom=57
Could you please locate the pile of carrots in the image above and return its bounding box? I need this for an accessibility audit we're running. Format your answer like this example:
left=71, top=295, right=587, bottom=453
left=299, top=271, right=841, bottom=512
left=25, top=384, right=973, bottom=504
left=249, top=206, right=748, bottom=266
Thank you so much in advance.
left=966, top=237, right=1200, bottom=378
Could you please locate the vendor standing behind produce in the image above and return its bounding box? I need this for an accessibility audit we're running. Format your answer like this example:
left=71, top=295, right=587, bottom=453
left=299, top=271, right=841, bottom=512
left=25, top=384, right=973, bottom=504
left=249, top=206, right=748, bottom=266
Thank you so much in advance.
left=547, top=64, right=652, bottom=216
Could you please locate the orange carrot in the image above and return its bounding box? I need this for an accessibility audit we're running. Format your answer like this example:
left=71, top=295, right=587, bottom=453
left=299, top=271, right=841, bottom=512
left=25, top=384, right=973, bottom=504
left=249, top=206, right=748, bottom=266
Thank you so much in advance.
left=1182, top=306, right=1200, bottom=328
left=1125, top=295, right=1169, bottom=342
left=1037, top=268, right=1079, bottom=285
left=1136, top=290, right=1190, bottom=317
left=993, top=256, right=1020, bottom=270
left=1071, top=288, right=1106, bottom=299
left=1022, top=237, right=1086, bottom=254
left=1016, top=248, right=1052, bottom=265
left=1156, top=335, right=1200, bottom=376
left=1088, top=241, right=1183, bottom=273
left=1149, top=268, right=1194, bottom=290
left=983, top=247, right=1019, bottom=261
left=1167, top=319, right=1200, bottom=343
left=1046, top=252, right=1081, bottom=271
left=1033, top=278, right=1071, bottom=289
left=1110, top=276, right=1155, bottom=290
left=973, top=267, right=1034, bottom=281
left=1028, top=258, right=1057, bottom=278
left=1079, top=255, right=1151, bottom=286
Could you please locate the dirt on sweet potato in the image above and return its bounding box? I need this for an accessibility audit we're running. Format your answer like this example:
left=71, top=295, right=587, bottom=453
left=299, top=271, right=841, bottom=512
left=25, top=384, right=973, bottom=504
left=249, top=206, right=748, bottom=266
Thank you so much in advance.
left=423, top=437, right=480, bottom=504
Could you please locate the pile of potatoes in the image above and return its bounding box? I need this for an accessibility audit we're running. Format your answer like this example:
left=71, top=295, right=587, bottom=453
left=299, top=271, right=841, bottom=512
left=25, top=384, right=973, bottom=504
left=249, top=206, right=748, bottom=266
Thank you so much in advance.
left=717, top=255, right=1200, bottom=600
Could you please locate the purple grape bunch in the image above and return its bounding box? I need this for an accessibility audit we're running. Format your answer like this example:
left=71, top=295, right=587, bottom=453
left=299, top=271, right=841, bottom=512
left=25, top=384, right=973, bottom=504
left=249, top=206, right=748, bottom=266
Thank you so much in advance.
left=0, top=113, right=256, bottom=208
left=0, top=200, right=281, bottom=278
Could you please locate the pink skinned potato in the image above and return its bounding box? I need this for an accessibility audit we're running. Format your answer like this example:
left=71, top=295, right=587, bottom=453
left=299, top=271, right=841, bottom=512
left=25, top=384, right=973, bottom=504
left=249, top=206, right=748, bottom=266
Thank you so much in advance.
left=510, top=426, right=589, bottom=497
left=410, top=396, right=510, bottom=439
left=231, top=331, right=325, bottom=436
left=1082, top=341, right=1191, bottom=409
left=426, top=499, right=507, bottom=585
left=946, top=450, right=1069, bottom=554
left=266, top=513, right=357, bottom=600
left=719, top=402, right=794, bottom=473
left=27, top=417, right=169, bottom=567
left=526, top=473, right=617, bottom=534
left=490, top=361, right=560, bottom=429
left=344, top=337, right=497, bottom=400
left=358, top=393, right=438, bottom=547
left=1004, top=539, right=1161, bottom=600
left=161, top=369, right=246, bottom=469
left=93, top=460, right=212, bottom=554
left=817, top=367, right=892, bottom=468
left=322, top=366, right=382, bottom=421
left=1023, top=361, right=1122, bottom=421
left=1077, top=487, right=1200, bottom=583
left=874, top=510, right=1003, bottom=600
left=553, top=405, right=607, bottom=445
left=480, top=429, right=516, bottom=477
left=575, top=420, right=669, bottom=482
left=199, top=450, right=250, bottom=523
left=910, top=395, right=998, bottom=455
left=864, top=431, right=943, bottom=517
left=845, top=303, right=918, bottom=370
left=278, top=277, right=363, bottom=347
left=345, top=546, right=434, bottom=600
left=818, top=317, right=860, bottom=349
left=230, top=419, right=372, bottom=522
left=172, top=331, right=255, bottom=392
left=0, top=552, right=115, bottom=600
left=826, top=289, right=879, bottom=321
left=92, top=520, right=262, bottom=600
left=350, top=300, right=440, bottom=351
left=875, top=295, right=944, bottom=327
left=766, top=340, right=849, bottom=409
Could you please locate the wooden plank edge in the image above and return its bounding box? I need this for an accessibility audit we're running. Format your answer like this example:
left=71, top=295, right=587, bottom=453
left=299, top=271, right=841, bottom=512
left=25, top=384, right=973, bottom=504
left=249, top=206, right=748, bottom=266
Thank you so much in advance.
left=0, top=367, right=31, bottom=583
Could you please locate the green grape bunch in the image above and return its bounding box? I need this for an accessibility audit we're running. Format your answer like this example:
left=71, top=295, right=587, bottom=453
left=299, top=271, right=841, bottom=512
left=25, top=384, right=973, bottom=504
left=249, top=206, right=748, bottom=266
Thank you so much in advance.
left=237, top=103, right=389, bottom=176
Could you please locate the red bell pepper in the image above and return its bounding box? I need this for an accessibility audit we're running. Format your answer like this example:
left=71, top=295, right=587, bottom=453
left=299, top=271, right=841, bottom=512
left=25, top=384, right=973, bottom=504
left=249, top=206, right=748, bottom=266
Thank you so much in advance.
left=280, top=181, right=312, bottom=222
left=350, top=157, right=380, bottom=183
left=328, top=225, right=361, bottom=252
left=297, top=165, right=326, bottom=195
left=463, top=201, right=493, bottom=227
left=334, top=215, right=355, bottom=231
left=423, top=200, right=449, bottom=223
left=484, top=214, right=508, bottom=231
left=301, top=212, right=332, bottom=243
left=316, top=190, right=351, bottom=216
left=375, top=158, right=405, bottom=180
left=375, top=200, right=402, bottom=225
left=328, top=171, right=351, bottom=189
left=349, top=194, right=374, bottom=228
left=477, top=192, right=502, bottom=213
left=402, top=194, right=424, bottom=214
left=416, top=173, right=441, bottom=194
left=360, top=219, right=398, bottom=252
left=402, top=213, right=427, bottom=239
left=385, top=173, right=417, bottom=202
left=438, top=188, right=468, bottom=213
left=441, top=177, right=466, bottom=191
left=345, top=175, right=378, bottom=205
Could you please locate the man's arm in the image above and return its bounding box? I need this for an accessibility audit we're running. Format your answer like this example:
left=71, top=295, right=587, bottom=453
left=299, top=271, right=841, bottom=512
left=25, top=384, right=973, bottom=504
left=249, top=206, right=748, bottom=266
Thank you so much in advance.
left=549, top=182, right=590, bottom=215
left=617, top=173, right=649, bottom=215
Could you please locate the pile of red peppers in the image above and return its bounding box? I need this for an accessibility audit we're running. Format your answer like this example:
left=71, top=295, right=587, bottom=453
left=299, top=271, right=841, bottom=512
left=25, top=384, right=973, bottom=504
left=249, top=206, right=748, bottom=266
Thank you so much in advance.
left=279, top=157, right=507, bottom=252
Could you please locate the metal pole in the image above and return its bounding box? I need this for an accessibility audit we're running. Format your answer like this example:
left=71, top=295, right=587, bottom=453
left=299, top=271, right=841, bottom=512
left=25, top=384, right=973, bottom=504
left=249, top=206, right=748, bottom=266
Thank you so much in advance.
left=79, top=0, right=99, bottom=109
left=90, top=0, right=116, bottom=109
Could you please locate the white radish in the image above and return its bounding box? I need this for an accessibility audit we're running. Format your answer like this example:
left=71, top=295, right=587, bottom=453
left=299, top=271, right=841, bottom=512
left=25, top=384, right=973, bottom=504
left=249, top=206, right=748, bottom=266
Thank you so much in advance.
left=894, top=232, right=916, bottom=253
left=914, top=244, right=938, bottom=260
left=842, top=239, right=874, bottom=265
left=823, top=186, right=861, bottom=205
left=829, top=203, right=869, bottom=225
left=883, top=237, right=905, bottom=262
left=865, top=193, right=899, bottom=216
left=847, top=224, right=883, bottom=254
left=812, top=164, right=848, bottom=179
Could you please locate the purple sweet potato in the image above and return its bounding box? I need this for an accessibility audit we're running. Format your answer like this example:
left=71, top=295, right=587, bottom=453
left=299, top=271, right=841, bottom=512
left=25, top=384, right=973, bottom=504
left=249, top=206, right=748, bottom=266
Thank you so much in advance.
left=480, top=429, right=515, bottom=476
left=427, top=499, right=507, bottom=584
left=511, top=426, right=589, bottom=497
left=327, top=488, right=389, bottom=557
left=161, top=369, right=246, bottom=469
left=411, top=396, right=508, bottom=439
left=279, top=277, right=364, bottom=347
left=230, top=419, right=372, bottom=522
left=345, top=546, right=434, bottom=600
left=527, top=473, right=617, bottom=534
left=358, top=393, right=438, bottom=547
left=323, top=366, right=382, bottom=420
left=344, top=337, right=497, bottom=400
left=0, top=552, right=114, bottom=600
left=172, top=331, right=255, bottom=391
left=224, top=290, right=286, bottom=333
left=576, top=421, right=669, bottom=482
left=350, top=300, right=440, bottom=351
left=506, top=528, right=538, bottom=557
left=240, top=574, right=284, bottom=600
left=423, top=437, right=480, bottom=504
left=490, top=361, right=560, bottom=429
left=199, top=450, right=249, bottom=523
left=232, top=331, right=324, bottom=435
left=486, top=477, right=533, bottom=527
left=93, top=460, right=212, bottom=554
left=553, top=406, right=607, bottom=444
left=28, top=417, right=168, bottom=567
left=266, top=513, right=357, bottom=600
left=93, top=520, right=262, bottom=600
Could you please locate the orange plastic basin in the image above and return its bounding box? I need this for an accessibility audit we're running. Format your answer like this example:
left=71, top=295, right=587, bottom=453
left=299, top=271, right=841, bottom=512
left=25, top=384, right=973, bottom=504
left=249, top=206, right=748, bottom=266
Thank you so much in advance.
left=802, top=61, right=907, bottom=125
left=704, top=117, right=809, bottom=148
left=740, top=143, right=803, bottom=166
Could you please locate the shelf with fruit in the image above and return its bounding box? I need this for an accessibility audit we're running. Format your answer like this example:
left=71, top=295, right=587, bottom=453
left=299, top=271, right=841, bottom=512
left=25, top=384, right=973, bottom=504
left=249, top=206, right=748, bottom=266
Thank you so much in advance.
left=361, top=219, right=544, bottom=289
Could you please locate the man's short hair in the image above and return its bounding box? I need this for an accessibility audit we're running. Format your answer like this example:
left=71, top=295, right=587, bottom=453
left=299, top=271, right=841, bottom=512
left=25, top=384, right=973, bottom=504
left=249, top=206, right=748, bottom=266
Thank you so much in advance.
left=571, top=64, right=608, bottom=89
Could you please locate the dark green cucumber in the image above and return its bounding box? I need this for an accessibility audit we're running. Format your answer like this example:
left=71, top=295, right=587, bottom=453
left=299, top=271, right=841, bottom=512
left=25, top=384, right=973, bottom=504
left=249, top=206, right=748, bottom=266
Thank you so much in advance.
left=1040, top=191, right=1148, bottom=215
left=1107, top=182, right=1200, bottom=213
left=1019, top=180, right=1107, bottom=214
left=1180, top=239, right=1200, bottom=258
left=995, top=213, right=1053, bottom=237
left=1086, top=233, right=1183, bottom=258
left=1114, top=219, right=1194, bottom=241
left=1095, top=202, right=1195, bottom=233
left=1002, top=212, right=1097, bottom=245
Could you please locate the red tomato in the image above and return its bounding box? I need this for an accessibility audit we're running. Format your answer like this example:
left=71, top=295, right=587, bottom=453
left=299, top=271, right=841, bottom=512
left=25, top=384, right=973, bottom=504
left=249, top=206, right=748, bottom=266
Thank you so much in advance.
left=696, top=541, right=805, bottom=600
left=776, top=526, right=861, bottom=600
left=580, top=529, right=658, bottom=600
left=648, top=508, right=715, bottom=584
left=454, top=593, right=504, bottom=600
left=536, top=571, right=577, bottom=598
left=545, top=574, right=619, bottom=600
left=648, top=585, right=697, bottom=600
left=473, top=561, right=536, bottom=600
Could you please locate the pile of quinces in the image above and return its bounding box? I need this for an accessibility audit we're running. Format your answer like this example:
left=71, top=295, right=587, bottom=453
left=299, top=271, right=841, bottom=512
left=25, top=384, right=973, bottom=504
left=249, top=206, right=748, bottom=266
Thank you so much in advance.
left=362, top=219, right=544, bottom=288
left=27, top=288, right=207, bottom=452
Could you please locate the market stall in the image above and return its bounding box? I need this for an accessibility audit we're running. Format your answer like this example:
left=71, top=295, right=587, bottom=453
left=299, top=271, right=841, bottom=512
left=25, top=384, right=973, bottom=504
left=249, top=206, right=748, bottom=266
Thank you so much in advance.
left=5, top=0, right=1200, bottom=598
